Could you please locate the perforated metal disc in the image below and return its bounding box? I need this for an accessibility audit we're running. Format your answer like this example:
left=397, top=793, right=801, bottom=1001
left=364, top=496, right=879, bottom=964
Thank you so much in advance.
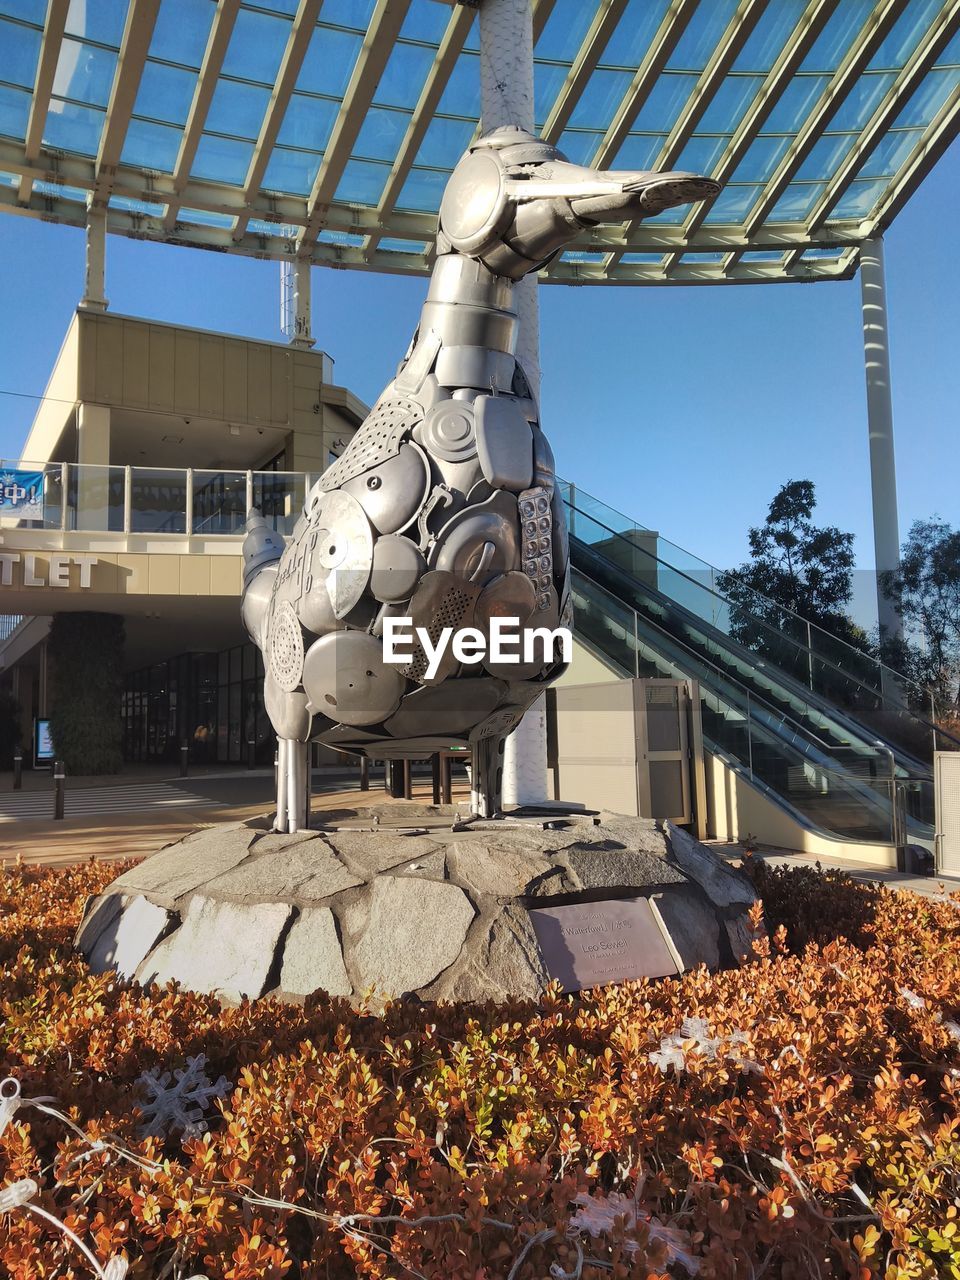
left=306, top=490, right=374, bottom=619
left=319, top=396, right=423, bottom=491
left=269, top=601, right=305, bottom=692
left=302, top=631, right=405, bottom=726
left=402, top=570, right=482, bottom=684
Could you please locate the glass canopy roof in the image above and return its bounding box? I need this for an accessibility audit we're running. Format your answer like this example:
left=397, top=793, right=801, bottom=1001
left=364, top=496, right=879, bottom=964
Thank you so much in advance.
left=1, top=0, right=958, bottom=284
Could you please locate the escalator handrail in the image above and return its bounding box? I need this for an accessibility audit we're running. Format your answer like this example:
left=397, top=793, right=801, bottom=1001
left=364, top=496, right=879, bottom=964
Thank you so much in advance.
left=570, top=564, right=884, bottom=768
left=570, top=579, right=914, bottom=838
left=569, top=547, right=929, bottom=780
left=565, top=500, right=959, bottom=760
left=560, top=480, right=957, bottom=743
left=570, top=571, right=931, bottom=839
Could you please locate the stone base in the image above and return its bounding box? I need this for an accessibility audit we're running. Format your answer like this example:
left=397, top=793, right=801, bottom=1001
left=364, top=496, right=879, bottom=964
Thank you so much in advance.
left=75, top=806, right=759, bottom=1004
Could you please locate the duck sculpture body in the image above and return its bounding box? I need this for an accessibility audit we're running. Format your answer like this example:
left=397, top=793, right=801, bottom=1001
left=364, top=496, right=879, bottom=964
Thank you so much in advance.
left=241, top=126, right=719, bottom=832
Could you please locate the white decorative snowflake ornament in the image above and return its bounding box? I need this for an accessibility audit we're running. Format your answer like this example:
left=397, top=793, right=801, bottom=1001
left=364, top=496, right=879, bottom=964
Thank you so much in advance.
left=136, top=1055, right=231, bottom=1140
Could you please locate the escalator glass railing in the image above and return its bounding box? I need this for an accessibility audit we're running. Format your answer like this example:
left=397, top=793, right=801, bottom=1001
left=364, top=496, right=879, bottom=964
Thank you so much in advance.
left=559, top=482, right=952, bottom=766
left=569, top=566, right=935, bottom=844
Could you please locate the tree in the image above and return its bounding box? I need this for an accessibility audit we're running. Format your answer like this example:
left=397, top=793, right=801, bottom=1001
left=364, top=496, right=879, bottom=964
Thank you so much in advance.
left=717, top=480, right=864, bottom=667
left=881, top=518, right=960, bottom=709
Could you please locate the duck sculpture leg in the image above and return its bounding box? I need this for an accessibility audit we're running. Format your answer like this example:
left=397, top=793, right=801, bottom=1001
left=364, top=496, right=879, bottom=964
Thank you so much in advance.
left=241, top=127, right=720, bottom=820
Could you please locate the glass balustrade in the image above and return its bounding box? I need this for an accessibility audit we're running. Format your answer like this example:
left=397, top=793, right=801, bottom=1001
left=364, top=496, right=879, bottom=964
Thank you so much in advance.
left=0, top=461, right=308, bottom=537
left=570, top=567, right=933, bottom=845
left=559, top=479, right=958, bottom=763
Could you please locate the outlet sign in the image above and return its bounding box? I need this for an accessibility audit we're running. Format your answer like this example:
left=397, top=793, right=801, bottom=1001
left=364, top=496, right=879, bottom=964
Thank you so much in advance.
left=0, top=553, right=98, bottom=589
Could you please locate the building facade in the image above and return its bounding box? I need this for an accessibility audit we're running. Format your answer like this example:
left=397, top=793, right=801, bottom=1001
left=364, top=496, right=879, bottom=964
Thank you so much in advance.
left=0, top=309, right=363, bottom=767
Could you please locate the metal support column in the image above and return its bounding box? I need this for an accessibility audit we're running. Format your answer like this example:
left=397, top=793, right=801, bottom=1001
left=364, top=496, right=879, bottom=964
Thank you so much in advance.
left=80, top=200, right=108, bottom=312
left=480, top=0, right=548, bottom=806
left=290, top=258, right=316, bottom=349
left=859, top=237, right=902, bottom=645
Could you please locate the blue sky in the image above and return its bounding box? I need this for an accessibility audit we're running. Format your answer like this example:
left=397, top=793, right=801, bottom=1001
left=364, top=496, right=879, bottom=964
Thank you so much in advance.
left=1, top=136, right=957, bottom=614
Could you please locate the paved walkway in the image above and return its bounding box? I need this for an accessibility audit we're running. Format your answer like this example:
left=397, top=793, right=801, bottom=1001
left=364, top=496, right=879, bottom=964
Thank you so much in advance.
left=709, top=840, right=960, bottom=902
left=0, top=765, right=469, bottom=869
left=2, top=766, right=958, bottom=901
left=0, top=781, right=226, bottom=823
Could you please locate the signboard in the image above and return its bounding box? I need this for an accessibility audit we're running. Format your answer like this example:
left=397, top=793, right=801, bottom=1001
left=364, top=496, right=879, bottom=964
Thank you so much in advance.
left=0, top=553, right=98, bottom=589
left=528, top=897, right=680, bottom=992
left=0, top=470, right=44, bottom=518
left=34, top=718, right=55, bottom=767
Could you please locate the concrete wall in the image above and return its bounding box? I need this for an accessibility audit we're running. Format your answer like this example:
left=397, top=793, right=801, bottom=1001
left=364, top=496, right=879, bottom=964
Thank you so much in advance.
left=705, top=752, right=896, bottom=867
left=19, top=317, right=80, bottom=464
left=19, top=311, right=366, bottom=474
left=77, top=312, right=294, bottom=426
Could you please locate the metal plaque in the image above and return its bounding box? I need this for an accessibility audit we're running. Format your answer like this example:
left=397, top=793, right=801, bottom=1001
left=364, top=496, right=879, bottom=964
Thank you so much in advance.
left=528, top=897, right=680, bottom=992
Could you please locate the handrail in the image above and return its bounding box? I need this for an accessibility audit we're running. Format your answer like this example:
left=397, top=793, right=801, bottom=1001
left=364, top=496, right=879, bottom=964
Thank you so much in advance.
left=557, top=476, right=934, bottom=708
left=570, top=567, right=931, bottom=841
left=569, top=563, right=879, bottom=767
left=571, top=535, right=951, bottom=771
left=561, top=486, right=960, bottom=753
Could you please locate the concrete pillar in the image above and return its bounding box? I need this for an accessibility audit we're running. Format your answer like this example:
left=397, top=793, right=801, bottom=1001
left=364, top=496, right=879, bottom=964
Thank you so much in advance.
left=480, top=0, right=549, bottom=806
left=76, top=402, right=111, bottom=530
left=859, top=238, right=902, bottom=643
left=291, top=258, right=316, bottom=349
left=80, top=202, right=108, bottom=313
left=38, top=641, right=48, bottom=717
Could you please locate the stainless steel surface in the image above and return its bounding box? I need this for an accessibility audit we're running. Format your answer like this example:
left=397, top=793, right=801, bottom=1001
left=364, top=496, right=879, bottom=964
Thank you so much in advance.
left=342, top=441, right=431, bottom=534
left=302, top=630, right=405, bottom=727
left=240, top=125, right=716, bottom=823
left=475, top=394, right=533, bottom=491
left=384, top=679, right=505, bottom=738
left=370, top=535, right=428, bottom=603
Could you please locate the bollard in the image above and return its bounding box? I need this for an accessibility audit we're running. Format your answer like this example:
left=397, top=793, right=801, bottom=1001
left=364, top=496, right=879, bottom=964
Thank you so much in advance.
left=12, top=755, right=22, bottom=791
left=402, top=758, right=413, bottom=800
left=431, top=754, right=441, bottom=805
left=386, top=759, right=404, bottom=798
left=441, top=753, right=452, bottom=806
left=53, top=760, right=65, bottom=820
left=246, top=737, right=256, bottom=770
left=180, top=742, right=189, bottom=778
left=359, top=755, right=369, bottom=792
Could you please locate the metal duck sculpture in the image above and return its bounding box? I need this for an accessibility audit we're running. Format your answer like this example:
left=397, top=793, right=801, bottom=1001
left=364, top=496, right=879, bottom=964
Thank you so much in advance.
left=241, top=127, right=719, bottom=831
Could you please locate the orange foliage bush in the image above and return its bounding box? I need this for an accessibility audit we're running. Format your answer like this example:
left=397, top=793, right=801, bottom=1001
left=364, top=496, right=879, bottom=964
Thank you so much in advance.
left=0, top=856, right=958, bottom=1279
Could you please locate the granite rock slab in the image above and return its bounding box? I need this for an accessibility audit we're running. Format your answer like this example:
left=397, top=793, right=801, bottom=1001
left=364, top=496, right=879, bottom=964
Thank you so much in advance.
left=77, top=805, right=760, bottom=1004
left=280, top=908, right=352, bottom=998
left=136, top=896, right=292, bottom=1001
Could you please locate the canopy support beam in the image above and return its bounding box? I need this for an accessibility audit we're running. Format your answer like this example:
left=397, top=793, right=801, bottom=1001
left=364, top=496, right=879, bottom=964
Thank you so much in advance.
left=859, top=236, right=902, bottom=645
left=80, top=201, right=108, bottom=313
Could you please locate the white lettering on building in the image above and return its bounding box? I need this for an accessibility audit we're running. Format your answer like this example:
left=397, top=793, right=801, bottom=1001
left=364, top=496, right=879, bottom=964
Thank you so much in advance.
left=0, top=554, right=99, bottom=589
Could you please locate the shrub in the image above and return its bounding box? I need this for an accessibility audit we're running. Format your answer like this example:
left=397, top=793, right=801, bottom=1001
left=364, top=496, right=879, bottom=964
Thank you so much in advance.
left=47, top=612, right=124, bottom=774
left=0, top=859, right=958, bottom=1278
left=0, top=687, right=21, bottom=769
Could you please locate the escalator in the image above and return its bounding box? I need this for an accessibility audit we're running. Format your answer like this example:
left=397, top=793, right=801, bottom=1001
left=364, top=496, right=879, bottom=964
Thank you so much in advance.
left=558, top=483, right=949, bottom=849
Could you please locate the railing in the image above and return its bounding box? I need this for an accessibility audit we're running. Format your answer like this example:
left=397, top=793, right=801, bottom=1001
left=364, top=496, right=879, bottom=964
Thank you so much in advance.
left=0, top=615, right=23, bottom=642
left=0, top=461, right=311, bottom=537
left=570, top=566, right=933, bottom=846
left=557, top=478, right=936, bottom=711
left=558, top=479, right=957, bottom=759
